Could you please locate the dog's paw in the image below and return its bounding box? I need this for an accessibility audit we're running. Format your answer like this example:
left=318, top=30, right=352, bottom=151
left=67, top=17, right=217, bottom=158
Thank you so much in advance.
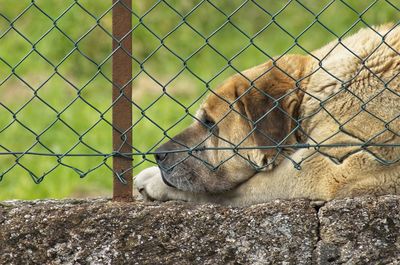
left=134, top=166, right=175, bottom=202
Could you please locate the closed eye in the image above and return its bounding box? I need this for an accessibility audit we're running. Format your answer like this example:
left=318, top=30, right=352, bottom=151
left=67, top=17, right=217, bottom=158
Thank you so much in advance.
left=199, top=111, right=216, bottom=130
left=203, top=116, right=216, bottom=129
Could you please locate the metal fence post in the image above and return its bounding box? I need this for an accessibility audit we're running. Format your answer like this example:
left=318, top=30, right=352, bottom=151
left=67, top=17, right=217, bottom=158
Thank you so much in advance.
left=112, top=0, right=133, bottom=202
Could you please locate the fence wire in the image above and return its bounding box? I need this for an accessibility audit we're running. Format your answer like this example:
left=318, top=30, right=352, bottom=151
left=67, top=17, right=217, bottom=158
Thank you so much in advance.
left=0, top=0, right=399, bottom=196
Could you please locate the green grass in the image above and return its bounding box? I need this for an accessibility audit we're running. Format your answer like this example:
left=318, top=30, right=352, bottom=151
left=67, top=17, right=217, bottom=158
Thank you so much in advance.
left=0, top=0, right=398, bottom=200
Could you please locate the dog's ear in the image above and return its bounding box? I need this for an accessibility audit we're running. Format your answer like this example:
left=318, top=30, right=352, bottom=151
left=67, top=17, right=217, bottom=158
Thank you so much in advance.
left=237, top=86, right=300, bottom=148
left=235, top=65, right=302, bottom=161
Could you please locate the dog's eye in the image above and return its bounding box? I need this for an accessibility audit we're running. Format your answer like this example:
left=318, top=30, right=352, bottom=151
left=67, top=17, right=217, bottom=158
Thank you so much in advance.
left=202, top=116, right=216, bottom=130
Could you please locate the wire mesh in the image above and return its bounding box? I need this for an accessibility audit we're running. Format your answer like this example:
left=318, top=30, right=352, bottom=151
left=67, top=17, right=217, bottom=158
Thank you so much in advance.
left=0, top=0, right=399, bottom=198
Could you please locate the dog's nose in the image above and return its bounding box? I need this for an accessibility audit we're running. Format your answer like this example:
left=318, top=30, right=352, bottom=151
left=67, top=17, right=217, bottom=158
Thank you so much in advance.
left=155, top=152, right=168, bottom=163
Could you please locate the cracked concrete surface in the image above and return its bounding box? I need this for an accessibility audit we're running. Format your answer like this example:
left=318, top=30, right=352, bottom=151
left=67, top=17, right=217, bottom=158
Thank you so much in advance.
left=1, top=196, right=400, bottom=264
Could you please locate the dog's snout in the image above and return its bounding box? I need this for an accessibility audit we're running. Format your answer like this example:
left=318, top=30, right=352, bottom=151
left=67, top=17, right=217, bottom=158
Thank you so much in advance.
left=155, top=152, right=168, bottom=163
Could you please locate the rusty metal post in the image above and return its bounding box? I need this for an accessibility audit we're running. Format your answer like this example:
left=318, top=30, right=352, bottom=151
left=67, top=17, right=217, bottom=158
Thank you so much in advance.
left=112, top=0, right=133, bottom=202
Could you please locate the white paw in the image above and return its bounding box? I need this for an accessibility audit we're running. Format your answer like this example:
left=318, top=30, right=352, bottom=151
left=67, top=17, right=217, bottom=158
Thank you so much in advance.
left=134, top=166, right=175, bottom=201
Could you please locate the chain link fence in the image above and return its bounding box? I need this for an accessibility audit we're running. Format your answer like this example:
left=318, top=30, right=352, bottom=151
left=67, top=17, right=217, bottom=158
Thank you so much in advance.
left=0, top=0, right=399, bottom=200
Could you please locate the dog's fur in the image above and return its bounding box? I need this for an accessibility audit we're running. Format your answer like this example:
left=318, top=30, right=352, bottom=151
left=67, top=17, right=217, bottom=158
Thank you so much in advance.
left=135, top=24, right=400, bottom=206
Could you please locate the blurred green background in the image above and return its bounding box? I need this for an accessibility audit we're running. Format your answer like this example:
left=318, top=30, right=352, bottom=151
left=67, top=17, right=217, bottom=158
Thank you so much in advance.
left=0, top=0, right=398, bottom=200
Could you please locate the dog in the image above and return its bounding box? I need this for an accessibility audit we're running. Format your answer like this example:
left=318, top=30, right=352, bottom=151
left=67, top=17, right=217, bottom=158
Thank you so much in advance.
left=134, top=24, right=400, bottom=206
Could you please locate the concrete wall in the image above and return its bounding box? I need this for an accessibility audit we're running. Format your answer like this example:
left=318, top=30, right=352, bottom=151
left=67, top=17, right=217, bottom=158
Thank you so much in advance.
left=1, top=196, right=400, bottom=264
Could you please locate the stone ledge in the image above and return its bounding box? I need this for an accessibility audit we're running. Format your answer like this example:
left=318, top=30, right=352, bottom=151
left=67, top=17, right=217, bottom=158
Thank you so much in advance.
left=315, top=196, right=400, bottom=264
left=0, top=196, right=399, bottom=264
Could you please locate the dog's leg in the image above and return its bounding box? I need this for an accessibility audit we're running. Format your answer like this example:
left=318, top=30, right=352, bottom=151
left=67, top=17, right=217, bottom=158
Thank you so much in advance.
left=134, top=167, right=178, bottom=201
left=134, top=148, right=345, bottom=206
left=133, top=166, right=296, bottom=205
left=134, top=166, right=242, bottom=204
left=134, top=167, right=206, bottom=202
left=134, top=161, right=327, bottom=206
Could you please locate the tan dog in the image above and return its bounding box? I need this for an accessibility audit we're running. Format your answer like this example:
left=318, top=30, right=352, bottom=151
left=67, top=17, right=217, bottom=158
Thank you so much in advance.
left=135, top=24, right=400, bottom=206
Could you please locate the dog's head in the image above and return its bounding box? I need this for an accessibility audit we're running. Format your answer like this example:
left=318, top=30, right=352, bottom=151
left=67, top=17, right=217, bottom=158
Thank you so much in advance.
left=155, top=55, right=310, bottom=193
